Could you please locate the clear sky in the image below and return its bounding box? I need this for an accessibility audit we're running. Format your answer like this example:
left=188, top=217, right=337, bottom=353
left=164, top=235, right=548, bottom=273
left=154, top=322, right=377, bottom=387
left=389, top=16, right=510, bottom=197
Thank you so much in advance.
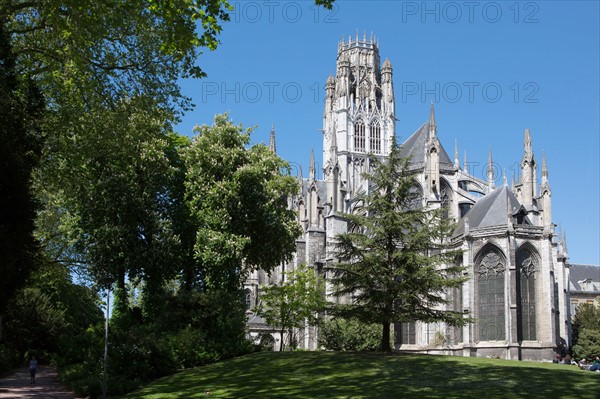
left=176, top=0, right=600, bottom=265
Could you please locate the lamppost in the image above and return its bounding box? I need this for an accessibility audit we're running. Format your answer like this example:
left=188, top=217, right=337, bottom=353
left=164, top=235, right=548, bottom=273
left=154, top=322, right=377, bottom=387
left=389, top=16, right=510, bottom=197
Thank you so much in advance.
left=102, top=285, right=111, bottom=399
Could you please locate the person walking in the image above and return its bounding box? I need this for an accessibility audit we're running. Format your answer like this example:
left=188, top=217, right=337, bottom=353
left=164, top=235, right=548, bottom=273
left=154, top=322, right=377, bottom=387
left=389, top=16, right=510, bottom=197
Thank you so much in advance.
left=29, top=355, right=38, bottom=384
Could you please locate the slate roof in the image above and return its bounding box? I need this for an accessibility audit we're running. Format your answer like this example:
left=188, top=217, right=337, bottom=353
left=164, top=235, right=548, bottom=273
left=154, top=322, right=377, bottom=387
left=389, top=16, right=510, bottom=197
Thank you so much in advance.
left=454, top=185, right=524, bottom=236
left=569, top=264, right=600, bottom=293
left=398, top=121, right=453, bottom=169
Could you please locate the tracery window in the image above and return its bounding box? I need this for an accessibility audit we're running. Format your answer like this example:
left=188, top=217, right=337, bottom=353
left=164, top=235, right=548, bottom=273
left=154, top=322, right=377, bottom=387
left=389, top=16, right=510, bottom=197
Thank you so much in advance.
left=354, top=121, right=365, bottom=152
left=477, top=248, right=505, bottom=341
left=369, top=121, right=381, bottom=154
left=517, top=247, right=537, bottom=341
left=440, top=179, right=452, bottom=219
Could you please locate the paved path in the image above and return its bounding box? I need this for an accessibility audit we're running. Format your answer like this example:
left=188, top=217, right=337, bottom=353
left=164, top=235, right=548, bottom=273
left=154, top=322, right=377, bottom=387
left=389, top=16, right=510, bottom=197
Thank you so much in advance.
left=0, top=366, right=80, bottom=398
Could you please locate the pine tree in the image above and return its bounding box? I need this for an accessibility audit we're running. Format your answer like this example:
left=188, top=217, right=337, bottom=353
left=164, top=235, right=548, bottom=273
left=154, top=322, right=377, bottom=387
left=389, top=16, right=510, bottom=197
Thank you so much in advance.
left=329, top=138, right=468, bottom=352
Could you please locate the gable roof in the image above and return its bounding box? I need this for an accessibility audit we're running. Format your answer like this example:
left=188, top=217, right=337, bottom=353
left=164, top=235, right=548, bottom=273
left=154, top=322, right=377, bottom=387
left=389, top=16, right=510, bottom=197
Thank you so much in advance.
left=569, top=264, right=600, bottom=293
left=398, top=121, right=453, bottom=169
left=454, top=185, right=523, bottom=236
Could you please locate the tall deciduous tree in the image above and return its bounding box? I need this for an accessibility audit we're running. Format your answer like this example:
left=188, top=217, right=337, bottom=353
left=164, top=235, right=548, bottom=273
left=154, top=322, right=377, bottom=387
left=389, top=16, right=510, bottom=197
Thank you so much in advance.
left=41, top=97, right=183, bottom=310
left=184, top=114, right=301, bottom=291
left=329, top=139, right=468, bottom=352
left=183, top=114, right=301, bottom=348
left=0, top=19, right=44, bottom=330
left=257, top=264, right=326, bottom=351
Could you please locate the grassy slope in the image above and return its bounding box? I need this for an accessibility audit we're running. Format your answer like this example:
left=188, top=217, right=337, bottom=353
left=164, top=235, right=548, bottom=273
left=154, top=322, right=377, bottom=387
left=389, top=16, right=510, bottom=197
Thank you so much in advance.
left=118, top=352, right=599, bottom=399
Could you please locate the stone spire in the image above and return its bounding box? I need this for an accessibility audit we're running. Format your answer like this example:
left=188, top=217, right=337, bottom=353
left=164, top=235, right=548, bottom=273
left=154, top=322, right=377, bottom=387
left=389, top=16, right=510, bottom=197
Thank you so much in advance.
left=429, top=101, right=437, bottom=139
left=524, top=128, right=533, bottom=157
left=521, top=128, right=536, bottom=206
left=464, top=149, right=468, bottom=174
left=454, top=139, right=460, bottom=169
left=540, top=151, right=552, bottom=230
left=487, top=146, right=495, bottom=189
left=541, top=151, right=549, bottom=186
left=309, top=148, right=316, bottom=182
left=269, top=124, right=276, bottom=153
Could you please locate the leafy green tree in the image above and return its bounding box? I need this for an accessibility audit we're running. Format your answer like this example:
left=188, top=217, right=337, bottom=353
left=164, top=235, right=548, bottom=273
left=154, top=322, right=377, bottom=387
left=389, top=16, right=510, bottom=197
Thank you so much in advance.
left=329, top=138, right=468, bottom=352
left=0, top=19, right=45, bottom=331
left=184, top=114, right=301, bottom=351
left=39, top=96, right=183, bottom=311
left=184, top=114, right=301, bottom=290
left=256, top=264, right=327, bottom=351
left=573, top=329, right=600, bottom=360
left=572, top=300, right=600, bottom=359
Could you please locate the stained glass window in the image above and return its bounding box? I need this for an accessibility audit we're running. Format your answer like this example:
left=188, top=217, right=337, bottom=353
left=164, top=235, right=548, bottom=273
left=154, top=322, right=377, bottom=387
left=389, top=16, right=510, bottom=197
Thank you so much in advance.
left=518, top=248, right=536, bottom=340
left=478, top=249, right=505, bottom=341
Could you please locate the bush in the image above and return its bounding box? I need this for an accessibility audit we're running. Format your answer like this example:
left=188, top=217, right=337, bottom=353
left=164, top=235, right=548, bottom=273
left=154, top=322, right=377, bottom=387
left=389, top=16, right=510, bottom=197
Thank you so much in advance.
left=0, top=343, right=20, bottom=373
left=573, top=328, right=600, bottom=360
left=319, top=318, right=383, bottom=351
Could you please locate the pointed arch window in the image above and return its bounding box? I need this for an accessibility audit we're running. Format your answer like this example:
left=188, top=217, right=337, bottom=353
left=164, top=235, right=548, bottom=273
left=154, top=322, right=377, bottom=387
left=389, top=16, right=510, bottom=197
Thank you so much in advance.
left=517, top=247, right=537, bottom=341
left=354, top=121, right=365, bottom=152
left=477, top=248, right=505, bottom=341
left=440, top=179, right=452, bottom=219
left=369, top=121, right=381, bottom=154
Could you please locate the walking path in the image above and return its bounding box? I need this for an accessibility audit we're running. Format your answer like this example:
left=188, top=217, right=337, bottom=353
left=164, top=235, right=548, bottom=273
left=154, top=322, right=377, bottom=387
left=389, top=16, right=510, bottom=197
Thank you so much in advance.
left=0, top=366, right=80, bottom=398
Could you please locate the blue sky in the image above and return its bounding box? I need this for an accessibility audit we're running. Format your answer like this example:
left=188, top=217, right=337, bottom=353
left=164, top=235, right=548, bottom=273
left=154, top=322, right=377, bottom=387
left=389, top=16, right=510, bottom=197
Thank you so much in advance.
left=176, top=1, right=600, bottom=265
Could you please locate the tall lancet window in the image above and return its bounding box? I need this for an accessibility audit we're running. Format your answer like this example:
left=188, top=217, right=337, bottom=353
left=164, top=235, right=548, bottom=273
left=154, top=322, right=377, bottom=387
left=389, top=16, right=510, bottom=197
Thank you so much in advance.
left=517, top=247, right=537, bottom=341
left=369, top=121, right=381, bottom=154
left=354, top=121, right=365, bottom=152
left=477, top=247, right=505, bottom=341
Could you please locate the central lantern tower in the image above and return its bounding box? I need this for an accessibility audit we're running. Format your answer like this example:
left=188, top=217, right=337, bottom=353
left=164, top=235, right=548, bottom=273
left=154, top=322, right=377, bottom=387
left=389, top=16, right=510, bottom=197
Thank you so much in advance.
left=322, top=33, right=396, bottom=214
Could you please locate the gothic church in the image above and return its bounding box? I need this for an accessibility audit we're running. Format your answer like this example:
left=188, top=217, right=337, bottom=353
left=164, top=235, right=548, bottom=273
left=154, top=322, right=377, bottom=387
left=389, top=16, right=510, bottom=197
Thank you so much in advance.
left=246, top=35, right=570, bottom=361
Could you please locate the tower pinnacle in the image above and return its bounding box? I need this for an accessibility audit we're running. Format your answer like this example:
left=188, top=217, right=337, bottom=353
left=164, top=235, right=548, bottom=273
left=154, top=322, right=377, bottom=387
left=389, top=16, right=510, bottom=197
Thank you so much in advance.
left=487, top=146, right=495, bottom=189
left=269, top=124, right=276, bottom=153
left=429, top=101, right=437, bottom=138
left=309, top=148, right=316, bottom=182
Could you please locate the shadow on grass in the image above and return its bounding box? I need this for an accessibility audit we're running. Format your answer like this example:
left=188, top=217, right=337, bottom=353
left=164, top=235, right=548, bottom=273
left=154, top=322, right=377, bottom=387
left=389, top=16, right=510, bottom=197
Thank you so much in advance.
left=120, top=352, right=599, bottom=399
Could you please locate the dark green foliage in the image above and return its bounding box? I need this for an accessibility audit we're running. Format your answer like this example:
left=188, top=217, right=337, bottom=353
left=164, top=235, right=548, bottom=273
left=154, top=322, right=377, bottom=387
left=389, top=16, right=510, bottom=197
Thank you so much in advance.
left=571, top=300, right=600, bottom=360
left=319, top=318, right=384, bottom=351
left=329, top=138, right=468, bottom=352
left=0, top=19, right=45, bottom=321
left=572, top=329, right=600, bottom=360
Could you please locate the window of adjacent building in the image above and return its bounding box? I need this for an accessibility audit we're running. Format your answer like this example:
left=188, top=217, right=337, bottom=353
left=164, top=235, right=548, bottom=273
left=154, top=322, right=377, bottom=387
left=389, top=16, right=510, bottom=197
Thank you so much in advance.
left=477, top=248, right=506, bottom=341
left=354, top=121, right=365, bottom=152
left=517, top=247, right=537, bottom=341
left=369, top=121, right=381, bottom=154
left=400, top=322, right=416, bottom=345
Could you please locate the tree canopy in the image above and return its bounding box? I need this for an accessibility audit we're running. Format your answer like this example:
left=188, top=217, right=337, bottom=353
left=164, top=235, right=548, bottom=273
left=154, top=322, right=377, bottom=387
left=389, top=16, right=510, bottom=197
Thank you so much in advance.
left=329, top=139, right=468, bottom=352
left=256, top=264, right=326, bottom=351
left=185, top=114, right=301, bottom=291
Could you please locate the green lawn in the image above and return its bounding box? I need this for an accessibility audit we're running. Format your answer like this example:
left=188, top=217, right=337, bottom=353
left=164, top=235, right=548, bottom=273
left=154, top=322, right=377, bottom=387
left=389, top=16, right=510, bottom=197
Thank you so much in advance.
left=118, top=351, right=599, bottom=399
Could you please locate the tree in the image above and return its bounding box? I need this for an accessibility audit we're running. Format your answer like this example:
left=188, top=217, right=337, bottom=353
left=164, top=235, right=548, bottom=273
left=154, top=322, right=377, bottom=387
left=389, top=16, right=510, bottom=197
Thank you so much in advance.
left=184, top=114, right=301, bottom=291
left=256, top=264, right=327, bottom=351
left=0, top=19, right=45, bottom=330
left=184, top=114, right=301, bottom=351
left=572, top=300, right=600, bottom=359
left=328, top=138, right=468, bottom=352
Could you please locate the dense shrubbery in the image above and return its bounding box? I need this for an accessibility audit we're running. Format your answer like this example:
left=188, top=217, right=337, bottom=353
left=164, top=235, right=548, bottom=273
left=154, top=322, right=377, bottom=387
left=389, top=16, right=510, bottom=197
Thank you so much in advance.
left=572, top=301, right=600, bottom=360
left=55, top=287, right=255, bottom=398
left=319, top=318, right=384, bottom=351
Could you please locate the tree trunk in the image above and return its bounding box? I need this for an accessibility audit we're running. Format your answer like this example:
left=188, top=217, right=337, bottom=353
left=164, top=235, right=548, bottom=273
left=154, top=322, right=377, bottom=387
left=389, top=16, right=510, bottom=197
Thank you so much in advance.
left=280, top=329, right=285, bottom=351
left=381, top=322, right=392, bottom=352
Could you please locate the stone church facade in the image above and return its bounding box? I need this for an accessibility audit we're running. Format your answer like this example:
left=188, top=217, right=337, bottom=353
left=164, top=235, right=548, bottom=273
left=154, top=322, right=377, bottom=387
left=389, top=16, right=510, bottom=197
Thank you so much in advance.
left=245, top=36, right=570, bottom=361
